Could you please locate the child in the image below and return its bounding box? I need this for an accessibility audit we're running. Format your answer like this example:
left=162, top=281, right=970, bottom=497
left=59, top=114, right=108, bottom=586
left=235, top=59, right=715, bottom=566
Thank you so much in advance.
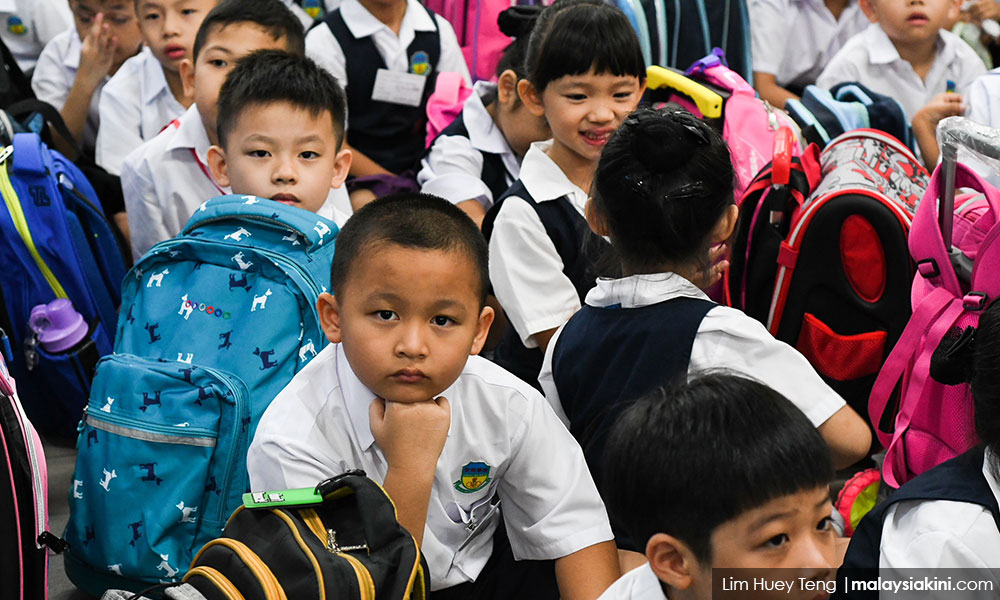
left=840, top=301, right=1000, bottom=577
left=120, top=0, right=305, bottom=260
left=538, top=108, right=871, bottom=500
left=483, top=0, right=646, bottom=387
left=599, top=373, right=839, bottom=599
left=816, top=0, right=986, bottom=166
left=750, top=0, right=870, bottom=108
left=304, top=0, right=470, bottom=179
left=247, top=193, right=621, bottom=600
left=95, top=0, right=218, bottom=175
left=417, top=6, right=548, bottom=228
left=31, top=0, right=143, bottom=153
left=205, top=49, right=351, bottom=222
left=0, top=0, right=73, bottom=75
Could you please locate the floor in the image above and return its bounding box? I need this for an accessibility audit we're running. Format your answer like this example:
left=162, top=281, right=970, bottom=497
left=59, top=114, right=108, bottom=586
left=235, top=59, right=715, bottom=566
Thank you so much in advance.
left=44, top=434, right=95, bottom=600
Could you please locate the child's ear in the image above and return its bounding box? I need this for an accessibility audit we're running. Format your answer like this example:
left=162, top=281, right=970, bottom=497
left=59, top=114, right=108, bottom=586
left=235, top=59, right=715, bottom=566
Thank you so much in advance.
left=317, top=292, right=344, bottom=344
left=517, top=79, right=546, bottom=118
left=206, top=145, right=231, bottom=188
left=470, top=305, right=495, bottom=356
left=646, top=533, right=703, bottom=592
left=497, top=69, right=519, bottom=106
left=711, top=203, right=739, bottom=244
left=330, top=146, right=353, bottom=189
left=180, top=58, right=196, bottom=98
left=859, top=0, right=878, bottom=22
left=585, top=197, right=610, bottom=237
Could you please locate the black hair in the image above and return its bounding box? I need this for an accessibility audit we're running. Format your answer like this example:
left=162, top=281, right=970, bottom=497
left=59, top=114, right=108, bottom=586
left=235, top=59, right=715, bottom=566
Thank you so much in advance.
left=330, top=193, right=490, bottom=304
left=192, top=0, right=305, bottom=63
left=495, top=5, right=540, bottom=80
left=602, top=372, right=833, bottom=563
left=523, top=0, right=645, bottom=93
left=593, top=106, right=735, bottom=274
left=216, top=50, right=347, bottom=149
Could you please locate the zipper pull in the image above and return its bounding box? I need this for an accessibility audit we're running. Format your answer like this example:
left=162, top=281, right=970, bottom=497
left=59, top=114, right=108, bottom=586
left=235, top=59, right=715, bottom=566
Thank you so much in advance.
left=38, top=531, right=70, bottom=554
left=23, top=333, right=38, bottom=372
left=327, top=528, right=370, bottom=553
left=0, top=327, right=12, bottom=364
left=0, top=146, right=12, bottom=164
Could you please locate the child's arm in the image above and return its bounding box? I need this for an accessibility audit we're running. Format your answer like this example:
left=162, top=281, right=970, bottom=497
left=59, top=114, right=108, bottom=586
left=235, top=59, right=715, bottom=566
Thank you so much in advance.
left=816, top=404, right=872, bottom=469
left=369, top=396, right=450, bottom=546
left=61, top=13, right=118, bottom=151
left=345, top=141, right=394, bottom=177
left=913, top=92, right=965, bottom=169
left=96, top=78, right=143, bottom=176
left=554, top=541, right=621, bottom=600
left=753, top=72, right=799, bottom=110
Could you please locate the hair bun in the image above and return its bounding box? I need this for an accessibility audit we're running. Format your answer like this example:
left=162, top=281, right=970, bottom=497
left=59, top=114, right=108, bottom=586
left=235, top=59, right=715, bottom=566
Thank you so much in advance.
left=930, top=325, right=976, bottom=385
left=498, top=5, right=543, bottom=38
left=623, top=107, right=714, bottom=175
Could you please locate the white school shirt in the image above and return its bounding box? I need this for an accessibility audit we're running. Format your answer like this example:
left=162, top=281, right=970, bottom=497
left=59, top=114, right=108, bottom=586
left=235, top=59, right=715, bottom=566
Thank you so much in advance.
left=0, top=0, right=72, bottom=73
left=597, top=564, right=668, bottom=600
left=246, top=343, right=614, bottom=590
left=31, top=27, right=106, bottom=152
left=538, top=273, right=846, bottom=429
left=749, top=0, right=868, bottom=90
left=305, top=0, right=470, bottom=127
left=879, top=447, right=1000, bottom=571
left=96, top=48, right=186, bottom=176
left=816, top=23, right=987, bottom=120
left=488, top=140, right=588, bottom=348
left=281, top=0, right=342, bottom=29
left=417, top=81, right=519, bottom=210
left=966, top=68, right=1000, bottom=127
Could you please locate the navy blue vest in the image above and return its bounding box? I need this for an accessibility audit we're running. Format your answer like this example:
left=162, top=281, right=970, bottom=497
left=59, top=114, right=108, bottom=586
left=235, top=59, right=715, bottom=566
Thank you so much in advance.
left=323, top=7, right=441, bottom=174
left=481, top=180, right=610, bottom=388
left=837, top=447, right=1000, bottom=599
left=428, top=112, right=512, bottom=202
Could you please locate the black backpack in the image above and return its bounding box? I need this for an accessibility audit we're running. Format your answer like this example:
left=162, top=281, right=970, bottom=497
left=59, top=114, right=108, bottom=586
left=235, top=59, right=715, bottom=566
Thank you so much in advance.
left=0, top=37, right=33, bottom=109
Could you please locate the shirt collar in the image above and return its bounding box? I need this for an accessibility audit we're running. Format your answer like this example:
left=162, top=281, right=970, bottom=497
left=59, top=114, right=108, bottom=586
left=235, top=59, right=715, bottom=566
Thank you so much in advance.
left=166, top=104, right=211, bottom=156
left=463, top=81, right=515, bottom=155
left=63, top=29, right=82, bottom=70
left=585, top=272, right=709, bottom=308
left=340, top=0, right=436, bottom=39
left=519, top=140, right=586, bottom=203
left=139, top=47, right=172, bottom=105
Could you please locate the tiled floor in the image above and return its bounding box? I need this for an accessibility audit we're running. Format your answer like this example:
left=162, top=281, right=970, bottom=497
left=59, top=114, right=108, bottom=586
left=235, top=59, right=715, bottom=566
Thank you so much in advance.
left=43, top=434, right=94, bottom=600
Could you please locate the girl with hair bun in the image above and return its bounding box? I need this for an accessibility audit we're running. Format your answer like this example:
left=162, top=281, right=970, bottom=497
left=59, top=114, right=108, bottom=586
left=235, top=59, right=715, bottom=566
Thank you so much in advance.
left=538, top=108, right=872, bottom=533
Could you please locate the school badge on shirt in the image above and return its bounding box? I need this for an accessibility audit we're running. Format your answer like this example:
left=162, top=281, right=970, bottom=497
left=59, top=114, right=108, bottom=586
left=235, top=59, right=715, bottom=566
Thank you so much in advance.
left=454, top=461, right=491, bottom=493
left=301, top=0, right=324, bottom=19
left=410, top=50, right=431, bottom=75
left=7, top=16, right=26, bottom=35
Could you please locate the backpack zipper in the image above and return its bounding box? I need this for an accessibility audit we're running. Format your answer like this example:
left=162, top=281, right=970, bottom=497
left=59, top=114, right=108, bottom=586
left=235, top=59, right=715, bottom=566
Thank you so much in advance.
left=0, top=145, right=68, bottom=299
left=300, top=509, right=374, bottom=600
left=201, top=538, right=288, bottom=600
left=186, top=565, right=246, bottom=599
left=83, top=407, right=218, bottom=445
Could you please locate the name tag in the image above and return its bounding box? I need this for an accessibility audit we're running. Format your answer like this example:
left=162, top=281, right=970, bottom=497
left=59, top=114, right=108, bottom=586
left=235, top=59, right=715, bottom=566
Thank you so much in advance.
left=371, top=68, right=427, bottom=107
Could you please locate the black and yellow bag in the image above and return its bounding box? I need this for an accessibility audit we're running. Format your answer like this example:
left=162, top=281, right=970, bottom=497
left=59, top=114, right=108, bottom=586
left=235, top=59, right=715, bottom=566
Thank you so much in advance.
left=183, top=470, right=430, bottom=600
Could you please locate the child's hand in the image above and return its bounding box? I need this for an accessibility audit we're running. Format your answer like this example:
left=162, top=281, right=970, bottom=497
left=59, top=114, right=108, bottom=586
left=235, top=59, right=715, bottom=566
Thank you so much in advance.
left=913, top=93, right=965, bottom=134
left=695, top=243, right=730, bottom=290
left=78, top=13, right=117, bottom=88
left=965, top=0, right=1000, bottom=23
left=370, top=396, right=450, bottom=470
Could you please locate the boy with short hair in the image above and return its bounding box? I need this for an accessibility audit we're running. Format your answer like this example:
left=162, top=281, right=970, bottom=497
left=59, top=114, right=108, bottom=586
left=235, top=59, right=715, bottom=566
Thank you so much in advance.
left=206, top=49, right=352, bottom=221
left=816, top=0, right=985, bottom=166
left=120, top=0, right=305, bottom=260
left=598, top=373, right=838, bottom=600
left=0, top=0, right=73, bottom=75
left=96, top=0, right=218, bottom=175
left=247, top=193, right=621, bottom=600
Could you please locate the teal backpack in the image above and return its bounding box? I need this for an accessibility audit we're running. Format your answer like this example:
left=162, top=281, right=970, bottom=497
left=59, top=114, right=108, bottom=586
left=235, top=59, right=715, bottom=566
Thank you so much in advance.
left=63, top=195, right=338, bottom=595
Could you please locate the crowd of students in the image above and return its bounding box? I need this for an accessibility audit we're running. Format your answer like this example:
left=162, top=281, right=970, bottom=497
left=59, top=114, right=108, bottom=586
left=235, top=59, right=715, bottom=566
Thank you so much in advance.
left=6, top=0, right=1000, bottom=597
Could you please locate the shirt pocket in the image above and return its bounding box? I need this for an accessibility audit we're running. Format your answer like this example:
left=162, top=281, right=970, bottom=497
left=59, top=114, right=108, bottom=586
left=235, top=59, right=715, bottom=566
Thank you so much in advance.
left=445, top=486, right=501, bottom=572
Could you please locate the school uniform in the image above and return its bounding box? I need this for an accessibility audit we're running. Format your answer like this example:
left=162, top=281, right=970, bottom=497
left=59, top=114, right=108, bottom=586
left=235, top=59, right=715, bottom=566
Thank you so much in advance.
left=483, top=140, right=609, bottom=388
left=96, top=47, right=187, bottom=176
left=816, top=23, right=987, bottom=120
left=281, top=0, right=341, bottom=29
left=417, top=81, right=519, bottom=210
left=750, top=0, right=868, bottom=92
left=966, top=68, right=1000, bottom=127
left=246, top=342, right=614, bottom=592
left=0, top=0, right=72, bottom=74
left=305, top=0, right=470, bottom=174
left=31, top=27, right=107, bottom=152
left=596, top=564, right=668, bottom=600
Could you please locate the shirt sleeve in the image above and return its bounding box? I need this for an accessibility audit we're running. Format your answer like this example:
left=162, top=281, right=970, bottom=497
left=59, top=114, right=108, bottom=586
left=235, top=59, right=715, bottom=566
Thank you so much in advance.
left=498, top=389, right=614, bottom=560
left=121, top=151, right=172, bottom=260
left=879, top=500, right=1000, bottom=573
left=434, top=14, right=472, bottom=85
left=96, top=76, right=142, bottom=176
left=749, top=0, right=786, bottom=75
left=965, top=73, right=997, bottom=126
left=247, top=429, right=347, bottom=491
left=31, top=36, right=73, bottom=110
left=537, top=324, right=571, bottom=428
left=417, top=134, right=492, bottom=205
left=488, top=197, right=583, bottom=347
left=306, top=24, right=348, bottom=93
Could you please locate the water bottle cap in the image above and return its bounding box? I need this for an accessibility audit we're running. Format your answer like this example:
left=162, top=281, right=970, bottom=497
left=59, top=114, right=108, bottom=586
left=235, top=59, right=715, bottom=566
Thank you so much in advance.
left=28, top=299, right=88, bottom=353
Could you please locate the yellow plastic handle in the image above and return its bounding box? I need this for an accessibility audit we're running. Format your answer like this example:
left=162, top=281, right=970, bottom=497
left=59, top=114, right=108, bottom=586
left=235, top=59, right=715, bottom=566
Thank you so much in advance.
left=646, top=65, right=723, bottom=119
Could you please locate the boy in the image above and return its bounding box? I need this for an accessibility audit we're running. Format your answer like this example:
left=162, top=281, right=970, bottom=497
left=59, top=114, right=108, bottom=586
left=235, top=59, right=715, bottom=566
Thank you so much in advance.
left=120, top=0, right=305, bottom=260
left=247, top=194, right=621, bottom=600
left=0, top=0, right=73, bottom=75
left=32, top=0, right=143, bottom=153
left=96, top=0, right=217, bottom=175
left=205, top=49, right=352, bottom=221
left=305, top=0, right=470, bottom=179
left=816, top=0, right=985, bottom=166
left=599, top=373, right=839, bottom=600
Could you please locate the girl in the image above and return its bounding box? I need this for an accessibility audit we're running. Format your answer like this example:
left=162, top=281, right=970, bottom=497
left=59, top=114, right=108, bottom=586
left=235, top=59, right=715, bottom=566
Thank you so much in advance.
left=417, top=5, right=549, bottom=228
left=537, top=108, right=872, bottom=507
left=482, top=0, right=646, bottom=387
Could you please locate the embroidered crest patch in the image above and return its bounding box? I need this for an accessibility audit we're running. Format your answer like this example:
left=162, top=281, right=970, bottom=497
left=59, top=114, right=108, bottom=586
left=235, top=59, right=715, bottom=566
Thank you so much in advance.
left=454, top=461, right=491, bottom=493
left=410, top=50, right=431, bottom=75
left=8, top=16, right=26, bottom=35
left=302, top=0, right=324, bottom=19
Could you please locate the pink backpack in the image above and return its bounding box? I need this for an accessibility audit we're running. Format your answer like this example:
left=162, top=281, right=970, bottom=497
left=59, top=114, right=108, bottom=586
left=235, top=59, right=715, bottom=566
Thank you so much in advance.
left=869, top=161, right=1000, bottom=488
left=423, top=0, right=516, bottom=82
left=425, top=71, right=474, bottom=147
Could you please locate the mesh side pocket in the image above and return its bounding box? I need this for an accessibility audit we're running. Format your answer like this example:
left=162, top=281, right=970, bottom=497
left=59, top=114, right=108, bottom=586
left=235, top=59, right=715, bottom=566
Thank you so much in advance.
left=796, top=313, right=887, bottom=381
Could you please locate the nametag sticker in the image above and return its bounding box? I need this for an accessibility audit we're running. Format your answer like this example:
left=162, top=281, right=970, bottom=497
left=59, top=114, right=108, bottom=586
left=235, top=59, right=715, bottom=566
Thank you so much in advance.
left=242, top=487, right=323, bottom=509
left=371, top=68, right=427, bottom=107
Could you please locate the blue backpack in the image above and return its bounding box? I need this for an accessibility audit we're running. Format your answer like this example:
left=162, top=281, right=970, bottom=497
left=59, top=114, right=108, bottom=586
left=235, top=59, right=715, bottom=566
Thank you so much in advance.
left=0, top=132, right=127, bottom=437
left=63, top=194, right=338, bottom=595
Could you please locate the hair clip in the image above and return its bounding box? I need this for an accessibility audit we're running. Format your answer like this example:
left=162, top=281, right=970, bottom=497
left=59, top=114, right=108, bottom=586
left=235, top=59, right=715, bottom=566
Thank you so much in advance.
left=623, top=173, right=648, bottom=196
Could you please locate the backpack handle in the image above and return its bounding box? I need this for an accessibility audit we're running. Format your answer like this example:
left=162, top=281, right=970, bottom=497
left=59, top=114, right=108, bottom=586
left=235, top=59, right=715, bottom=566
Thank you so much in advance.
left=316, top=471, right=414, bottom=550
left=182, top=194, right=339, bottom=251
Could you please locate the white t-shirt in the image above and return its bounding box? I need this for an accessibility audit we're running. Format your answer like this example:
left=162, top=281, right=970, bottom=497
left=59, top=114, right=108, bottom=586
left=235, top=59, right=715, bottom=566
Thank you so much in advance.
left=96, top=47, right=187, bottom=176
left=538, top=273, right=846, bottom=429
left=247, top=343, right=614, bottom=590
left=750, top=0, right=868, bottom=90
left=488, top=140, right=588, bottom=347
left=417, top=81, right=519, bottom=209
left=597, top=564, right=669, bottom=600
left=0, top=0, right=72, bottom=73
left=816, top=23, right=987, bottom=120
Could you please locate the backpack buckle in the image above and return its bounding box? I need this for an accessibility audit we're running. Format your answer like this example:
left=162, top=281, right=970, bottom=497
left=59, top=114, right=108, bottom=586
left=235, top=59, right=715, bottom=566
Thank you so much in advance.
left=963, top=292, right=988, bottom=311
left=917, top=259, right=939, bottom=278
